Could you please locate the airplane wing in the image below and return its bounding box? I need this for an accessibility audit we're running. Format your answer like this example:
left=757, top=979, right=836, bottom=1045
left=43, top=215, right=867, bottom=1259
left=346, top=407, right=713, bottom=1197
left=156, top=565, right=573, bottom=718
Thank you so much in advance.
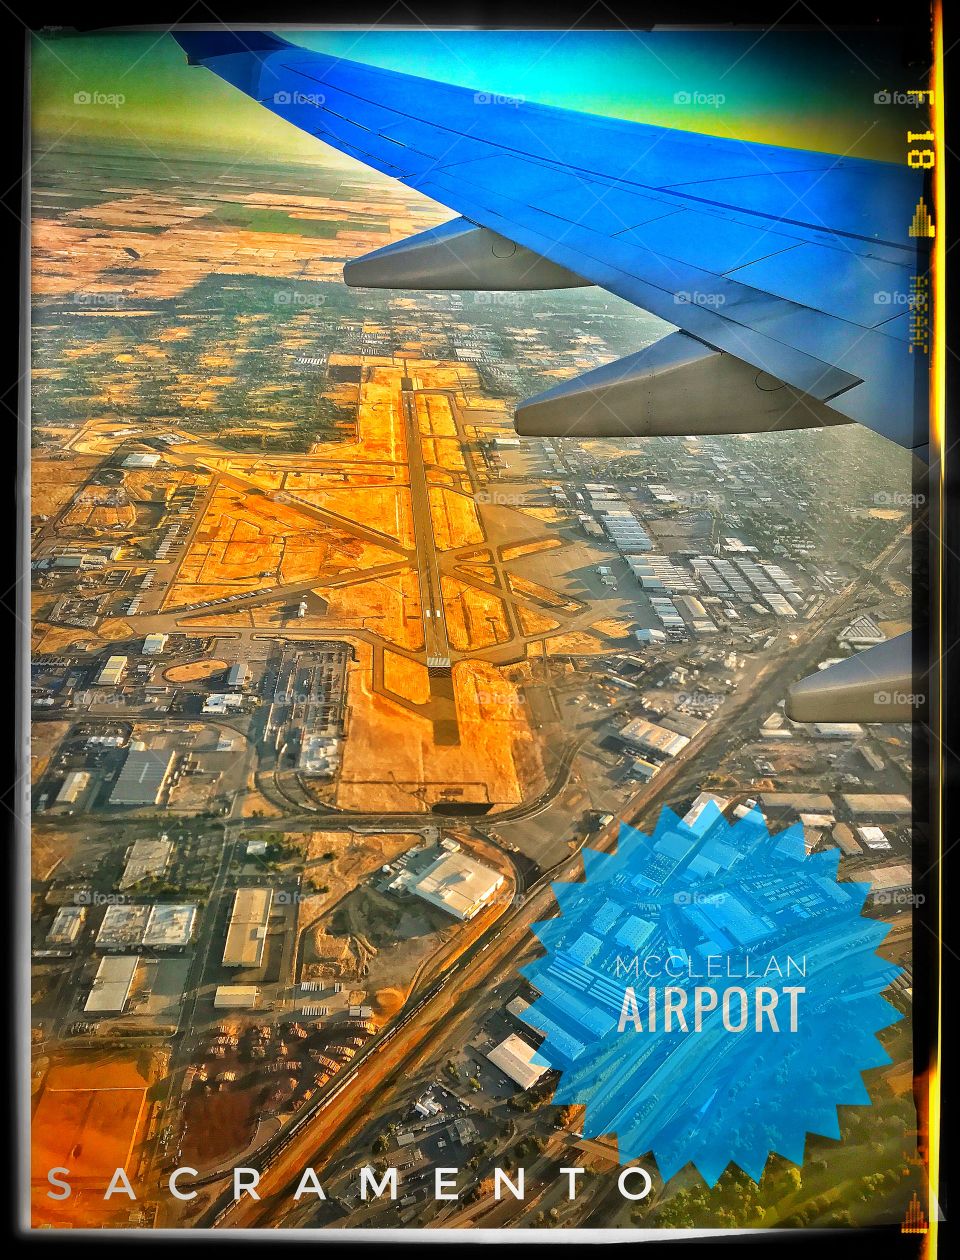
left=172, top=31, right=928, bottom=721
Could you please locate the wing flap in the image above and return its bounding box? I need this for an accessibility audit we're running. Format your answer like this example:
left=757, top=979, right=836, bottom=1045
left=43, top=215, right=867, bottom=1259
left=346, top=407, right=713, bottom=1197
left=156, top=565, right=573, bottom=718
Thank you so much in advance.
left=728, top=243, right=912, bottom=329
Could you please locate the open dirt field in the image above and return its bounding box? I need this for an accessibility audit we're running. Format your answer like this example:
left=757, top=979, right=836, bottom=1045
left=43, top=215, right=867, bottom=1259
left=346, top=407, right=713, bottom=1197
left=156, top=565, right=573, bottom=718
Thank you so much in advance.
left=336, top=647, right=544, bottom=812
left=165, top=658, right=228, bottom=683
left=382, top=650, right=431, bottom=705
left=442, top=576, right=511, bottom=650
left=429, top=487, right=484, bottom=550
left=31, top=1049, right=165, bottom=1224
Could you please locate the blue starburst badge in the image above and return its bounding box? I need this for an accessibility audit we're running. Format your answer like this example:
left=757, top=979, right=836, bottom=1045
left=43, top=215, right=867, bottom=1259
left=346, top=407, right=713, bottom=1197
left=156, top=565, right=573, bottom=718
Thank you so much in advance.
left=521, top=804, right=902, bottom=1187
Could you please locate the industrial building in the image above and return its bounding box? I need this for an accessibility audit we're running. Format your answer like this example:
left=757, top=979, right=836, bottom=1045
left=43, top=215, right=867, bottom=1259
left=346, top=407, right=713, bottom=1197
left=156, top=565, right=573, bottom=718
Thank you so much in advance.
left=96, top=904, right=152, bottom=950
left=864, top=864, right=913, bottom=900
left=119, top=837, right=172, bottom=889
left=832, top=823, right=863, bottom=856
left=95, top=654, right=128, bottom=686
left=109, top=747, right=176, bottom=806
left=628, top=556, right=697, bottom=594
left=227, top=663, right=251, bottom=688
left=682, top=792, right=730, bottom=832
left=85, top=955, right=139, bottom=1013
left=222, top=888, right=273, bottom=968
left=123, top=451, right=160, bottom=469
left=94, top=900, right=196, bottom=950
left=142, top=633, right=168, bottom=655
left=214, top=985, right=261, bottom=1010
left=810, top=721, right=865, bottom=739
left=840, top=794, right=912, bottom=820
left=55, top=770, right=90, bottom=806
left=47, top=905, right=86, bottom=946
left=143, top=904, right=197, bottom=949
left=486, top=1034, right=549, bottom=1090
left=760, top=792, right=836, bottom=816
left=599, top=512, right=653, bottom=554
left=618, top=717, right=690, bottom=760
left=857, top=826, right=893, bottom=852
left=203, top=692, right=244, bottom=715
left=506, top=995, right=531, bottom=1021
left=411, top=851, right=505, bottom=922
left=839, top=615, right=886, bottom=647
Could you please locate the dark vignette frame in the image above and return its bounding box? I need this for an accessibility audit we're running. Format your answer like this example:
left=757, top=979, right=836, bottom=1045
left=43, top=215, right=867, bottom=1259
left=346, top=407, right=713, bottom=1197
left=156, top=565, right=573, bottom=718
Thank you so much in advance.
left=1, top=3, right=951, bottom=1257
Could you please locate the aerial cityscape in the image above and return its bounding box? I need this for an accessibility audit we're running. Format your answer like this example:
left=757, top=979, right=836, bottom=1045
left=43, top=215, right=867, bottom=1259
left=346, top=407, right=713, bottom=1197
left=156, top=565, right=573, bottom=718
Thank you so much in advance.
left=28, top=29, right=925, bottom=1234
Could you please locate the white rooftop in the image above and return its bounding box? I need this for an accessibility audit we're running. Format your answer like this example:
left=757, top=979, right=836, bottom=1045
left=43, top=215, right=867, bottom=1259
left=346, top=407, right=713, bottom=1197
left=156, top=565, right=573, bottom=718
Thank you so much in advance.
left=85, top=955, right=138, bottom=1012
left=413, top=851, right=504, bottom=922
left=486, top=1034, right=548, bottom=1090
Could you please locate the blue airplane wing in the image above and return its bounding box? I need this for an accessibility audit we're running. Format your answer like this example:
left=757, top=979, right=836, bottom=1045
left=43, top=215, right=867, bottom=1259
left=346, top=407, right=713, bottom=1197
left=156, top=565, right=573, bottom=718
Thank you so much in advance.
left=172, top=30, right=929, bottom=723
left=172, top=30, right=929, bottom=453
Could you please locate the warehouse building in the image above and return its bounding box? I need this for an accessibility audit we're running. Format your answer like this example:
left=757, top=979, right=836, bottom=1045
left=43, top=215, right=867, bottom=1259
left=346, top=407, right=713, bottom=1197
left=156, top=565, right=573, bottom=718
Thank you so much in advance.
left=142, top=633, right=168, bottom=655
left=47, top=905, right=86, bottom=946
left=412, top=851, right=505, bottom=922
left=109, top=747, right=176, bottom=806
left=832, top=822, right=863, bottom=856
left=96, top=904, right=151, bottom=950
left=56, top=770, right=90, bottom=806
left=203, top=692, right=243, bottom=715
left=85, top=955, right=139, bottom=1013
left=119, top=837, right=172, bottom=889
left=760, top=792, right=835, bottom=816
left=840, top=794, right=912, bottom=820
left=95, top=654, right=128, bottom=686
left=143, top=904, right=197, bottom=949
left=227, top=662, right=251, bottom=688
left=618, top=717, right=690, bottom=760
left=683, top=792, right=731, bottom=832
left=857, top=826, right=893, bottom=852
left=486, top=1034, right=549, bottom=1090
left=223, top=888, right=273, bottom=968
left=214, top=985, right=261, bottom=1010
left=863, top=864, right=913, bottom=901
